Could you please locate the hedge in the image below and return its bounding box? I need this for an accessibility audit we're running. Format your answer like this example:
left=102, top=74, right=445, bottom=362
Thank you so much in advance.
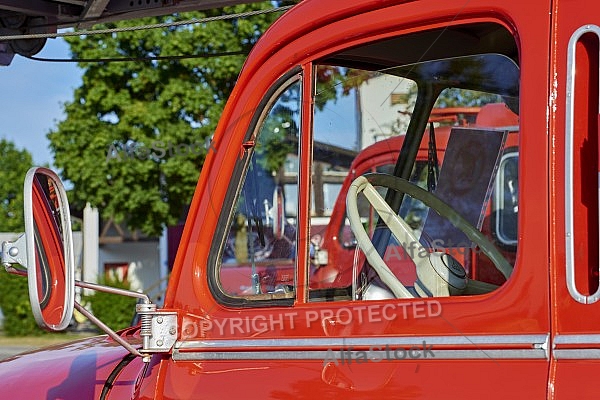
left=83, top=276, right=138, bottom=331
left=0, top=271, right=44, bottom=336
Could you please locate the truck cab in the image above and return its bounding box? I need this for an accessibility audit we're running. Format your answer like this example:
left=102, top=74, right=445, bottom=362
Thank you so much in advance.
left=1, top=0, right=599, bottom=398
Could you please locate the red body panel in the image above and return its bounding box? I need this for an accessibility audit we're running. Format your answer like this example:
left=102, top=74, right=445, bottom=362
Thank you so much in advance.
left=0, top=334, right=146, bottom=399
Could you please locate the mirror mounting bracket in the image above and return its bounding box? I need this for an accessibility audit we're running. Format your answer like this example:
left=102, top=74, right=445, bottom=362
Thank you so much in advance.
left=137, top=304, right=178, bottom=353
left=2, top=233, right=28, bottom=272
left=74, top=301, right=178, bottom=363
left=75, top=280, right=178, bottom=361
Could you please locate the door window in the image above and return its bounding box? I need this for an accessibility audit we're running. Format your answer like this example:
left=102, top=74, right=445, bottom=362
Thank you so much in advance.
left=214, top=77, right=301, bottom=301
left=309, top=23, right=520, bottom=300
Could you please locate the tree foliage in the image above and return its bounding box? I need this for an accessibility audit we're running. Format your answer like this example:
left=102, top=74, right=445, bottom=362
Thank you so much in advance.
left=434, top=87, right=502, bottom=108
left=0, top=140, right=38, bottom=335
left=314, top=66, right=376, bottom=111
left=49, top=3, right=291, bottom=236
left=0, top=140, right=33, bottom=232
left=0, top=271, right=42, bottom=336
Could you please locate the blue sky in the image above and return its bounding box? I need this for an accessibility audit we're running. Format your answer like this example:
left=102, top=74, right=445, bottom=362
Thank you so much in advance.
left=0, top=36, right=82, bottom=166
left=0, top=34, right=357, bottom=168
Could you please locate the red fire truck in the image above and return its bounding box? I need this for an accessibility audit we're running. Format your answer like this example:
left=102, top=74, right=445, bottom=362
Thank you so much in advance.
left=0, top=0, right=599, bottom=398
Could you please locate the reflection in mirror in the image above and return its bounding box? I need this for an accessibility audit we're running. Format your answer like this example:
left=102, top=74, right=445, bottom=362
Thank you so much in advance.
left=24, top=167, right=75, bottom=331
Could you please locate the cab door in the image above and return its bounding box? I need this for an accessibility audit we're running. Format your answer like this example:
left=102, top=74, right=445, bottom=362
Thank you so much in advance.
left=551, top=0, right=600, bottom=396
left=298, top=2, right=551, bottom=397
left=162, top=1, right=553, bottom=398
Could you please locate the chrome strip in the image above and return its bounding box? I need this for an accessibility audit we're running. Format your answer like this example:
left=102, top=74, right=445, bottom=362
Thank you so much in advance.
left=554, top=349, right=600, bottom=359
left=172, top=334, right=549, bottom=361
left=553, top=334, right=600, bottom=359
left=173, top=349, right=546, bottom=361
left=176, top=334, right=548, bottom=349
left=554, top=334, right=600, bottom=345
left=565, top=24, right=600, bottom=305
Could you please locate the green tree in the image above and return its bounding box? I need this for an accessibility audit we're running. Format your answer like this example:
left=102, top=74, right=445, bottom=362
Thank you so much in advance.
left=48, top=3, right=294, bottom=236
left=0, top=140, right=38, bottom=335
left=434, top=87, right=502, bottom=108
left=0, top=270, right=42, bottom=336
left=0, top=139, right=32, bottom=232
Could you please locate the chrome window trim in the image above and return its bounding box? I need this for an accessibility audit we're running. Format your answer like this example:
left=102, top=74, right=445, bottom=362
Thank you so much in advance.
left=494, top=151, right=519, bottom=246
left=564, top=24, right=600, bottom=304
left=210, top=73, right=302, bottom=306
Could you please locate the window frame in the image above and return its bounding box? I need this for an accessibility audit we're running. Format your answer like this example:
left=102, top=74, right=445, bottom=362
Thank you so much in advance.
left=207, top=69, right=302, bottom=308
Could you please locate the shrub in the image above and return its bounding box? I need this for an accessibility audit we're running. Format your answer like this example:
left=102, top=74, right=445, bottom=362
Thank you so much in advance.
left=0, top=271, right=44, bottom=336
left=83, top=276, right=138, bottom=331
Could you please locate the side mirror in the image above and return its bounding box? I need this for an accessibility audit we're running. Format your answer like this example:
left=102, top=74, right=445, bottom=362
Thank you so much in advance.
left=2, top=167, right=176, bottom=361
left=23, top=167, right=75, bottom=331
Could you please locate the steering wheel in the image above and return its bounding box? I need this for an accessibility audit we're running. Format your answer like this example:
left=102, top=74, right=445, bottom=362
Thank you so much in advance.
left=346, top=173, right=513, bottom=298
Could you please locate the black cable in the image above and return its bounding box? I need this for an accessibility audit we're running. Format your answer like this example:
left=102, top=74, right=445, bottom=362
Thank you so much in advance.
left=99, top=353, right=137, bottom=400
left=24, top=49, right=248, bottom=63
left=0, top=5, right=296, bottom=41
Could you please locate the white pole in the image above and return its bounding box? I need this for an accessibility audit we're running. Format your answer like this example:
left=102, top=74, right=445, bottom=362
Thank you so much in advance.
left=83, top=203, right=99, bottom=294
left=158, top=226, right=169, bottom=306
